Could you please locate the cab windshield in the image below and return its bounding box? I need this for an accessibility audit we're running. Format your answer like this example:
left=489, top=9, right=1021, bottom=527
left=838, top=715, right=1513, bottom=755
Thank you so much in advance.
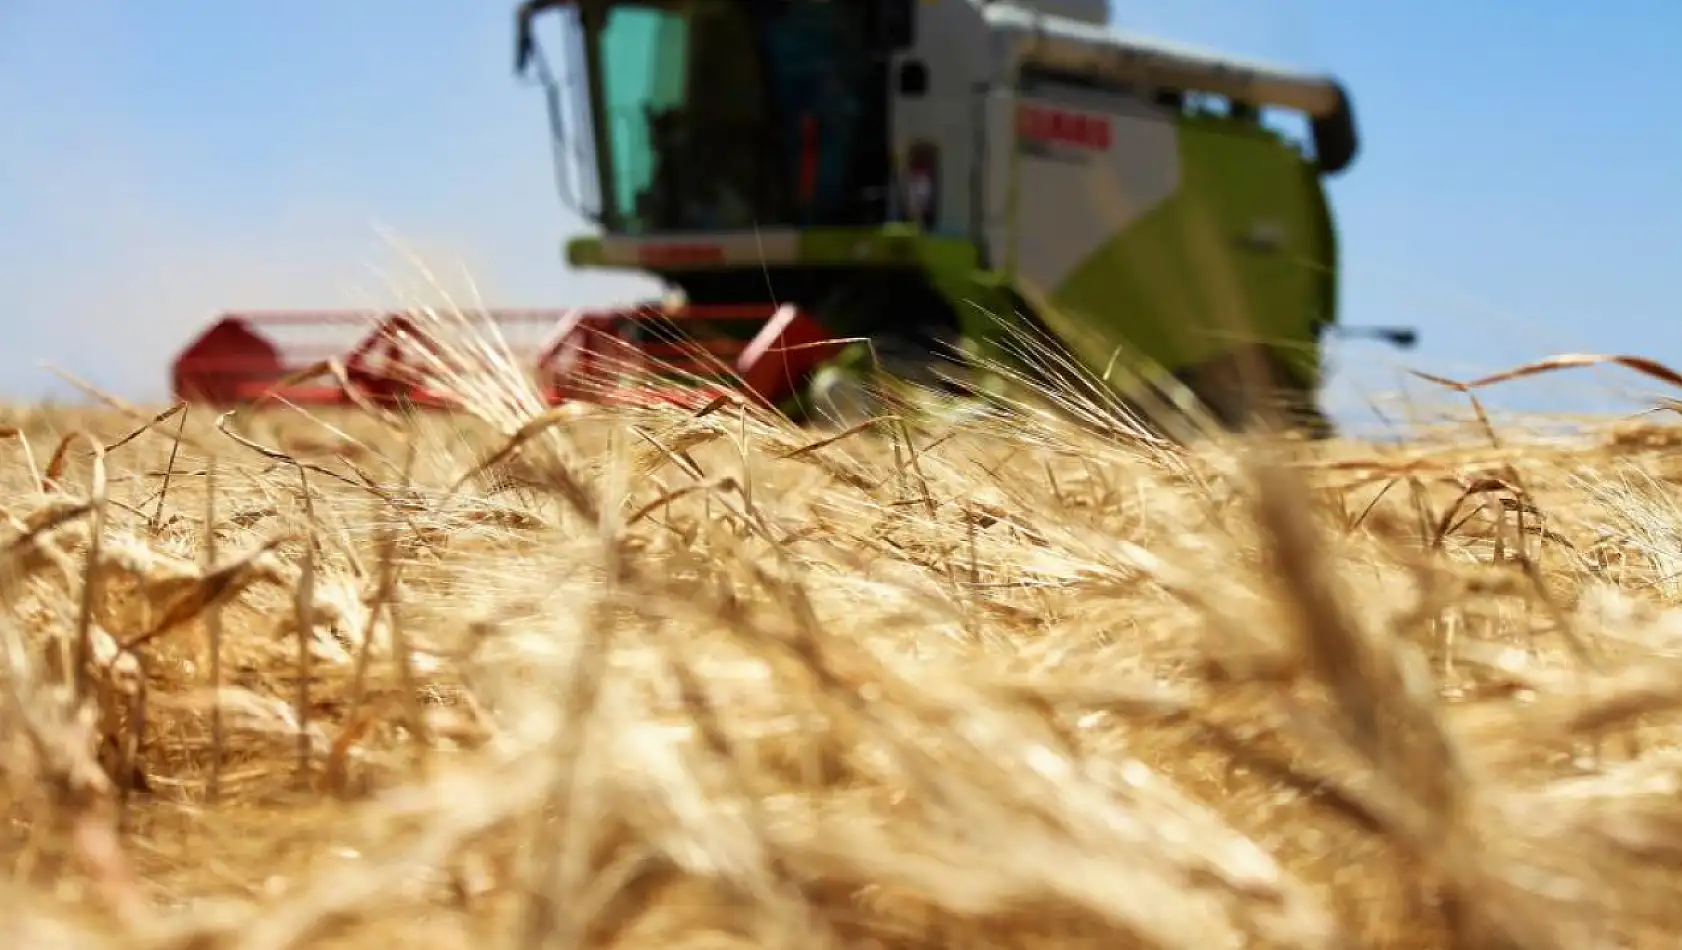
left=586, top=0, right=883, bottom=233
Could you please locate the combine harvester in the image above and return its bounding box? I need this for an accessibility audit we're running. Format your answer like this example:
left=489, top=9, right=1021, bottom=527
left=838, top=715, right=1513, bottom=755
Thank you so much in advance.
left=170, top=0, right=1415, bottom=431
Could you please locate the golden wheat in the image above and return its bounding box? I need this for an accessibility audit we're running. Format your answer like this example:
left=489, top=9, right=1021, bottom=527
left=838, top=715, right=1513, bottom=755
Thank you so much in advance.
left=1, top=324, right=1682, bottom=949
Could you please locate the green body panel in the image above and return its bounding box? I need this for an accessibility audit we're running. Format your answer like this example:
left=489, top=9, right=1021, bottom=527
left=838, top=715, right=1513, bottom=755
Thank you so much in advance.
left=1024, top=117, right=1336, bottom=393
left=559, top=122, right=1337, bottom=410
left=567, top=225, right=985, bottom=273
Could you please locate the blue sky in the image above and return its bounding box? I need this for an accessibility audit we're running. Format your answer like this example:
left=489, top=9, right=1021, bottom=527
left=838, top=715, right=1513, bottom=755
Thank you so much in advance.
left=3, top=1, right=1680, bottom=427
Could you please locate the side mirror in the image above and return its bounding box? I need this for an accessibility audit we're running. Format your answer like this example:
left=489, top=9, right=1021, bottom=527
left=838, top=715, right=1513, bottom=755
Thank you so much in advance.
left=1333, top=325, right=1419, bottom=350
left=1382, top=328, right=1419, bottom=350
left=516, top=29, right=533, bottom=75
left=515, top=1, right=539, bottom=75
left=515, top=0, right=568, bottom=77
left=898, top=60, right=928, bottom=97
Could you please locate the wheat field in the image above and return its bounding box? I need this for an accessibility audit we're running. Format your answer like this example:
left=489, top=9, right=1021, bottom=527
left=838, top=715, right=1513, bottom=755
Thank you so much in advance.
left=4, top=323, right=1682, bottom=949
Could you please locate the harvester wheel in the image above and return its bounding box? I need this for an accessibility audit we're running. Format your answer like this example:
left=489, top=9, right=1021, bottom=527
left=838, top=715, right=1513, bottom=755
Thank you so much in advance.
left=1174, top=345, right=1332, bottom=439
left=804, top=331, right=970, bottom=428
left=806, top=361, right=877, bottom=428
left=798, top=275, right=969, bottom=428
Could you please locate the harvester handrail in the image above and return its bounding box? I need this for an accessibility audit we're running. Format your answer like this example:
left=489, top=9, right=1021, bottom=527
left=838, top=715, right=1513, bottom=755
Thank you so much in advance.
left=986, top=3, right=1359, bottom=172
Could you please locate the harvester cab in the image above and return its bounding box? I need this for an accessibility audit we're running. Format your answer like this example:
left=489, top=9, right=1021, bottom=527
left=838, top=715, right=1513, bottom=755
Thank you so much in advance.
left=510, top=0, right=1407, bottom=431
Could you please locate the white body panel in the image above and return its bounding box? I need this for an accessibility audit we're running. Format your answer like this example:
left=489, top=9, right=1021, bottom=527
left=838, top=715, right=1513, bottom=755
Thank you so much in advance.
left=1005, top=85, right=1181, bottom=294
left=885, top=0, right=997, bottom=244
left=897, top=1, right=1182, bottom=283
left=888, top=0, right=1345, bottom=288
